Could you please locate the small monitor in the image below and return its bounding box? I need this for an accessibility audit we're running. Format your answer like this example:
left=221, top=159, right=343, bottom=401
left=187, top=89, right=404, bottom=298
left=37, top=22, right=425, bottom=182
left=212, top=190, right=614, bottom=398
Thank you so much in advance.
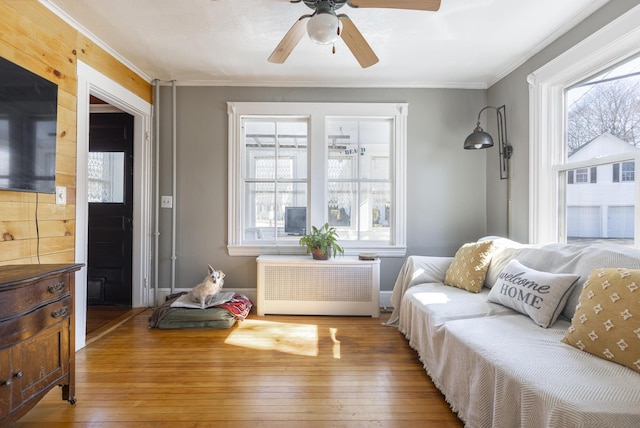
left=285, top=207, right=306, bottom=236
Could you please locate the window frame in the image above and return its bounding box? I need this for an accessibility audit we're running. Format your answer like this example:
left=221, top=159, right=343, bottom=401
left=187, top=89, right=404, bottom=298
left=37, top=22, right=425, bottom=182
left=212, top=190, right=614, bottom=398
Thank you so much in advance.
left=528, top=5, right=640, bottom=245
left=227, top=102, right=408, bottom=257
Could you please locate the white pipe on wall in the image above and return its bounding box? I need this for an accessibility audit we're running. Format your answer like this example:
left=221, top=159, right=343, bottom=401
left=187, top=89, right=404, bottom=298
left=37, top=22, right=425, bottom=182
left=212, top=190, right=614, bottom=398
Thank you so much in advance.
left=153, top=79, right=160, bottom=306
left=170, top=80, right=177, bottom=295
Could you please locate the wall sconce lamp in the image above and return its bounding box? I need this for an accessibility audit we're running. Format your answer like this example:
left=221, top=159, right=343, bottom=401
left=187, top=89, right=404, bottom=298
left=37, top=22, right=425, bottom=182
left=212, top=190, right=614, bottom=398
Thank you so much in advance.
left=464, top=105, right=513, bottom=180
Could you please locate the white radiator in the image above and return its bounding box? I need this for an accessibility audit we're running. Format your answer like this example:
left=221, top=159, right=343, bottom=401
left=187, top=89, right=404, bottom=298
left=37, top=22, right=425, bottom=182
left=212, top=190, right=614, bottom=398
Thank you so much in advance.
left=256, top=255, right=380, bottom=317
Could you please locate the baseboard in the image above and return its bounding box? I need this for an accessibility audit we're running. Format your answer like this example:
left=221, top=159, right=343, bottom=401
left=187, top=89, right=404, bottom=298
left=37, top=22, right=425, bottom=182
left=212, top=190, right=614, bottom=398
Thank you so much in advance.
left=150, top=288, right=391, bottom=311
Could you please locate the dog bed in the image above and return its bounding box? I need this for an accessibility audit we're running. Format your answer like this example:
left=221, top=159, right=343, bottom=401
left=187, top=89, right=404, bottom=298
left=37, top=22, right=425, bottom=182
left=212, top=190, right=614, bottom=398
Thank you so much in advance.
left=148, top=292, right=252, bottom=329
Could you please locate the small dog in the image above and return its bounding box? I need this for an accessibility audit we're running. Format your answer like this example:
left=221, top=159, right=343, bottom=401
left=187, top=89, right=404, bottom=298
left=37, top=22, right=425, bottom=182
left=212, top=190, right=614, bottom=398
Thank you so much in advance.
left=190, top=265, right=225, bottom=309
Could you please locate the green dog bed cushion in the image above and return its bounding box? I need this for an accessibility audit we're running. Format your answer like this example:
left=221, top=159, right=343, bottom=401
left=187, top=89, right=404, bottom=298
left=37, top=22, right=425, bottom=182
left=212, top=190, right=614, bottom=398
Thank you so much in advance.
left=149, top=293, right=237, bottom=329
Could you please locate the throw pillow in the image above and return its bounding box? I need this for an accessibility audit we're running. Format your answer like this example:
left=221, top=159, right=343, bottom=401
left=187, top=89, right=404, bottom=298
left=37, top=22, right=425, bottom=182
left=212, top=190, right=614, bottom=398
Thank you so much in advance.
left=444, top=240, right=494, bottom=293
left=562, top=268, right=640, bottom=373
left=488, top=259, right=580, bottom=328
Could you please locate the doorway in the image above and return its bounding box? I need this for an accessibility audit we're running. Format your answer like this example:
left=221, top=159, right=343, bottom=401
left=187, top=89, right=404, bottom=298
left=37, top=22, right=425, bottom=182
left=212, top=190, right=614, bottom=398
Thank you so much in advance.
left=87, top=111, right=134, bottom=307
left=75, top=60, right=153, bottom=350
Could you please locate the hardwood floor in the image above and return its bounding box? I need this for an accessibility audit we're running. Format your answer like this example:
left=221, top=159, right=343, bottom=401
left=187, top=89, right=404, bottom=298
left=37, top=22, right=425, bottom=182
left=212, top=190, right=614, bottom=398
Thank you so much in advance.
left=12, top=310, right=463, bottom=428
left=85, top=306, right=146, bottom=345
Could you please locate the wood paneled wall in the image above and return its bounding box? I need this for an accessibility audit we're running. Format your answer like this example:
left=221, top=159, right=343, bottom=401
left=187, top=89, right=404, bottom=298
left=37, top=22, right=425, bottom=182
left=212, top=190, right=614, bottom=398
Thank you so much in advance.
left=0, top=0, right=152, bottom=265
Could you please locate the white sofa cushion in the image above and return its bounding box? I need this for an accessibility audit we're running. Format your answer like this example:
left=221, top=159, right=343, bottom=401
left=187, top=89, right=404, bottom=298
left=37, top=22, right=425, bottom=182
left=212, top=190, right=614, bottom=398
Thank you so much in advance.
left=387, top=255, right=453, bottom=326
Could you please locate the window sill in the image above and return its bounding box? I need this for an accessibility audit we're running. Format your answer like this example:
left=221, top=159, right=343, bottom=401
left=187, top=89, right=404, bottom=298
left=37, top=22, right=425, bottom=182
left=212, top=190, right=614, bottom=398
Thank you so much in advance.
left=227, top=244, right=407, bottom=258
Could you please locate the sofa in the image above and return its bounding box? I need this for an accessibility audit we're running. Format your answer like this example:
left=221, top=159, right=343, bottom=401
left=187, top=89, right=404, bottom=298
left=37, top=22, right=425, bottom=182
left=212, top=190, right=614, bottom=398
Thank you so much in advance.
left=387, top=237, right=640, bottom=428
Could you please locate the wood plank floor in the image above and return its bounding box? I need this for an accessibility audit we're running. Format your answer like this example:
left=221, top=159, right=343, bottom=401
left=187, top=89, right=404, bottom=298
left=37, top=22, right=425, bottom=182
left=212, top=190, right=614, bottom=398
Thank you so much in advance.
left=86, top=306, right=133, bottom=335
left=11, top=310, right=463, bottom=428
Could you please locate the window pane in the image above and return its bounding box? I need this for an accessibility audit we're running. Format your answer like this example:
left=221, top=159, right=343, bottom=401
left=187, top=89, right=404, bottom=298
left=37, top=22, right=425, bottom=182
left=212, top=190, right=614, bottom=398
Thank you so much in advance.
left=244, top=120, right=307, bottom=180
left=361, top=182, right=391, bottom=241
left=328, top=182, right=354, bottom=229
left=622, top=161, right=635, bottom=182
left=327, top=118, right=392, bottom=242
left=565, top=161, right=635, bottom=245
left=566, top=54, right=640, bottom=158
left=243, top=182, right=307, bottom=242
left=359, top=119, right=391, bottom=180
left=88, top=152, right=124, bottom=203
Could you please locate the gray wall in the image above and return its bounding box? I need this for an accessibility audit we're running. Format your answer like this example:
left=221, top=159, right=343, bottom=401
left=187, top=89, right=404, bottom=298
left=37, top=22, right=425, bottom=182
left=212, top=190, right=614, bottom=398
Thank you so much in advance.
left=486, top=0, right=639, bottom=243
left=155, top=2, right=638, bottom=296
left=157, top=87, right=488, bottom=292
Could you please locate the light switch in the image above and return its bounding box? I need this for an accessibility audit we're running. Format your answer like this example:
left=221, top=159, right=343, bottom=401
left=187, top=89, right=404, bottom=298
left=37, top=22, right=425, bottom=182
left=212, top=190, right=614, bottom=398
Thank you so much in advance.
left=161, top=195, right=173, bottom=209
left=56, top=186, right=66, bottom=205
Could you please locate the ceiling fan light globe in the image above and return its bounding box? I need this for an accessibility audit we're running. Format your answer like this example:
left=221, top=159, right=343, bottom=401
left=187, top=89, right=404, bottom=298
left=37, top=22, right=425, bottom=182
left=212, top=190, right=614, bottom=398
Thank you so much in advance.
left=307, top=13, right=340, bottom=45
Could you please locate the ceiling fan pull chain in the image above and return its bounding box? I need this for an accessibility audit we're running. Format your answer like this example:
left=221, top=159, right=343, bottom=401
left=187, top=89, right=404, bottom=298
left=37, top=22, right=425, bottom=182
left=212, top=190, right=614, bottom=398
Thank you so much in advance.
left=332, top=43, right=336, bottom=54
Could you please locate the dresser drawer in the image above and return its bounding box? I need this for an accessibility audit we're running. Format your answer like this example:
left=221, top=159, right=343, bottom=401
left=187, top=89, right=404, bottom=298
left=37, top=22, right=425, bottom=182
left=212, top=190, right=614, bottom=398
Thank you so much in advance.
left=0, top=297, right=72, bottom=349
left=0, top=274, right=70, bottom=322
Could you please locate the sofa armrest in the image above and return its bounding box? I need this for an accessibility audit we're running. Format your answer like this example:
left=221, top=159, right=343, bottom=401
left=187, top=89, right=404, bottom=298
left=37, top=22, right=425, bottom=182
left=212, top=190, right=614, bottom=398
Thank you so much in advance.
left=386, top=255, right=454, bottom=326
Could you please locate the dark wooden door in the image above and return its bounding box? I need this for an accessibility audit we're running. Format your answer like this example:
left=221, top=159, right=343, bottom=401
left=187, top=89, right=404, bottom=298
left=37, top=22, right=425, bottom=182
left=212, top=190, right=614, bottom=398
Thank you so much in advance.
left=87, top=112, right=134, bottom=306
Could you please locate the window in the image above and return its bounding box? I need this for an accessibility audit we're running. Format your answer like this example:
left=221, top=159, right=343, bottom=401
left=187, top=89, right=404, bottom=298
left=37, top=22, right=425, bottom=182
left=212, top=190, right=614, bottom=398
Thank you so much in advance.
left=613, top=161, right=635, bottom=182
left=88, top=152, right=125, bottom=203
left=228, top=102, right=408, bottom=256
left=529, top=7, right=640, bottom=246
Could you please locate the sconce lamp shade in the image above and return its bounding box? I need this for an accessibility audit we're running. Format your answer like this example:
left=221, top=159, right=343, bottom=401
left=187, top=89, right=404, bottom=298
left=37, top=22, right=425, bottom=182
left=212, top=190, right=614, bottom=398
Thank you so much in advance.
left=307, top=11, right=340, bottom=45
left=464, top=126, right=494, bottom=150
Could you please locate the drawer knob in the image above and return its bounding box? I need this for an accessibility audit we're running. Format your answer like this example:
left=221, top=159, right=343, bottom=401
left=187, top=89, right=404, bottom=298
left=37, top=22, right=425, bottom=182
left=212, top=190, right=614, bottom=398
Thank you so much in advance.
left=1, top=371, right=24, bottom=386
left=51, top=306, right=69, bottom=319
left=48, top=282, right=66, bottom=294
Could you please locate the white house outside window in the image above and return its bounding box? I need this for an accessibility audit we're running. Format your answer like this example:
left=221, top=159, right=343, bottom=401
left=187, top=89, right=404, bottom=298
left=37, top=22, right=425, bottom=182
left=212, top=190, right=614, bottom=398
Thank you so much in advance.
left=227, top=102, right=407, bottom=257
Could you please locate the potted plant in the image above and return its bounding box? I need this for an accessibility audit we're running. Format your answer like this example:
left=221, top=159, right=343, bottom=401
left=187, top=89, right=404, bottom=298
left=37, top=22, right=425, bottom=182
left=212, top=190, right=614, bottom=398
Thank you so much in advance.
left=299, top=223, right=344, bottom=260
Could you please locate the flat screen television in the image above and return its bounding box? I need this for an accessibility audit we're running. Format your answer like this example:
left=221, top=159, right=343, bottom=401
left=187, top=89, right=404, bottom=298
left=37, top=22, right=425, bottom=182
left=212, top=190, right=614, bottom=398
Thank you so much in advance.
left=0, top=56, right=58, bottom=194
left=285, top=207, right=306, bottom=236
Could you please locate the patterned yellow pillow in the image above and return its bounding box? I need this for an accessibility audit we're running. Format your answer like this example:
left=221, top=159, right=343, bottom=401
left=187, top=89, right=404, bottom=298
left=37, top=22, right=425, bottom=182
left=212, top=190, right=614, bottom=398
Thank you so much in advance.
left=444, top=241, right=494, bottom=293
left=562, top=268, right=640, bottom=373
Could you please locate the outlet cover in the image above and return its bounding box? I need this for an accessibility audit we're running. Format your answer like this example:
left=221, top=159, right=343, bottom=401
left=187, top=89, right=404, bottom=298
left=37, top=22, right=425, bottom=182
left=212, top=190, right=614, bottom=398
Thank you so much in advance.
left=161, top=195, right=173, bottom=209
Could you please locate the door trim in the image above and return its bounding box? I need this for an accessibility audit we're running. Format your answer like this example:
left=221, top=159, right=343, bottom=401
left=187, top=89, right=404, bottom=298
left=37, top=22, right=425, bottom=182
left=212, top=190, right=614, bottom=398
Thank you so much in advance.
left=75, top=61, right=152, bottom=350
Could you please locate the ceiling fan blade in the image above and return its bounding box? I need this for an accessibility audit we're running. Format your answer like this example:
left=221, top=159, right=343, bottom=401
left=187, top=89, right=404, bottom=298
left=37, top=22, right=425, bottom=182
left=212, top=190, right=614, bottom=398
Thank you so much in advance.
left=338, top=15, right=379, bottom=68
left=268, top=16, right=311, bottom=64
left=348, top=0, right=441, bottom=11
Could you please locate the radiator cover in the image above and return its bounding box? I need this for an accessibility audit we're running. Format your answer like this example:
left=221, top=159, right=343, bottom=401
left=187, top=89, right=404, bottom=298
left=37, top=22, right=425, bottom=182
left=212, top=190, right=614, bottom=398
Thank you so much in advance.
left=257, top=255, right=380, bottom=317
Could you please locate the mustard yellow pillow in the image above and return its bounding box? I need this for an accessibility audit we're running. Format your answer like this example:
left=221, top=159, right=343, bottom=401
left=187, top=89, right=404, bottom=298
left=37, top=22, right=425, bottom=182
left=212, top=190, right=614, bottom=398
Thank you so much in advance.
left=444, top=241, right=494, bottom=293
left=562, top=268, right=640, bottom=373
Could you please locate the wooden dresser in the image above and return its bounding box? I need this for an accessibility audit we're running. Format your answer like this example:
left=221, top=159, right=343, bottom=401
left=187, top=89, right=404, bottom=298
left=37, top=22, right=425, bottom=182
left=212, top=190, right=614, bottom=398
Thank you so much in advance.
left=0, top=263, right=83, bottom=427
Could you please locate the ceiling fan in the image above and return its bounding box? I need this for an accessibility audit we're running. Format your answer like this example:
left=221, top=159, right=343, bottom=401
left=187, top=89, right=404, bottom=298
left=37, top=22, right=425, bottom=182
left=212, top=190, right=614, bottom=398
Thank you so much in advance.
left=268, top=0, right=441, bottom=68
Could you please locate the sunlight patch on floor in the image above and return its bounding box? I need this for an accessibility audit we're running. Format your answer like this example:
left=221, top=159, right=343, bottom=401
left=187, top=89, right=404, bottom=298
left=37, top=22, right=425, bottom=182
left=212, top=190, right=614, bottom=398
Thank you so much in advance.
left=225, top=319, right=320, bottom=356
left=330, top=327, right=341, bottom=359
